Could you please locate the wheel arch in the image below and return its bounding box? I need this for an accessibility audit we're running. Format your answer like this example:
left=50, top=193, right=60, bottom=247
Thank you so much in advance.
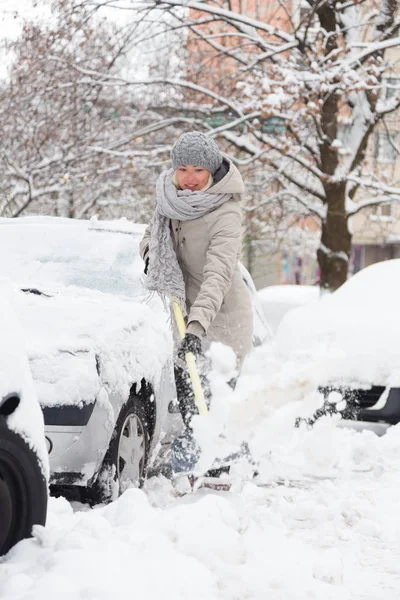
left=0, top=416, right=48, bottom=555
left=130, top=379, right=156, bottom=438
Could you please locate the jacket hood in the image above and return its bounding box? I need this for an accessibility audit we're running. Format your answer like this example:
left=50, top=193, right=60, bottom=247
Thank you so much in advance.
left=209, top=157, right=245, bottom=196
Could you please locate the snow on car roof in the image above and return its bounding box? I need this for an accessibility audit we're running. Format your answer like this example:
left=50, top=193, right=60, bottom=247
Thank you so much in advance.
left=0, top=216, right=173, bottom=408
left=330, top=258, right=400, bottom=306
left=275, top=260, right=400, bottom=387
left=0, top=215, right=146, bottom=235
left=0, top=216, right=146, bottom=298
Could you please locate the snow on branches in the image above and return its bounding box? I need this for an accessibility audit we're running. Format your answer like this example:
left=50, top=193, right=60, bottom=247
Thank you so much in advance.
left=3, top=0, right=400, bottom=289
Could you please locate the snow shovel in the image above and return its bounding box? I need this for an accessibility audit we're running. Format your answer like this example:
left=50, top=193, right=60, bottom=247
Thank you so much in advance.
left=171, top=299, right=208, bottom=417
left=170, top=300, right=250, bottom=479
left=170, top=299, right=208, bottom=475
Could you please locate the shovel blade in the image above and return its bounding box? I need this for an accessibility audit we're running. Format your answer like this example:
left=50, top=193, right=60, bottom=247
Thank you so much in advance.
left=171, top=428, right=200, bottom=475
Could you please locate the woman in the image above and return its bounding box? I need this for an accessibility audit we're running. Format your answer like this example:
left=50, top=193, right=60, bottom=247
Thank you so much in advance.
left=139, top=131, right=253, bottom=423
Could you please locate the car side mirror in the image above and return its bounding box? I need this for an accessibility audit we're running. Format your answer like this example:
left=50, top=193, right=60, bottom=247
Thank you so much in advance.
left=0, top=394, right=20, bottom=417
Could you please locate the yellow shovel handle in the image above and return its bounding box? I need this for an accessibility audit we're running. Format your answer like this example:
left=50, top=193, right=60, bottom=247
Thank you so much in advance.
left=171, top=300, right=208, bottom=416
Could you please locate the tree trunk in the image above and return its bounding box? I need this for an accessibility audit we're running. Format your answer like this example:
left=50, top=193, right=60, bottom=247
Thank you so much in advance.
left=317, top=182, right=351, bottom=291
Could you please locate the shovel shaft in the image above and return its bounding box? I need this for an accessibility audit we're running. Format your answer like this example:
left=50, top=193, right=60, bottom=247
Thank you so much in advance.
left=171, top=300, right=208, bottom=416
left=171, top=299, right=188, bottom=339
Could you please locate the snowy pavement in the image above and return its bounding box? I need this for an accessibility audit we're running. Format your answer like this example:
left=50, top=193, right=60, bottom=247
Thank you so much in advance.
left=2, top=435, right=400, bottom=600
left=2, top=341, right=400, bottom=599
left=2, top=431, right=400, bottom=597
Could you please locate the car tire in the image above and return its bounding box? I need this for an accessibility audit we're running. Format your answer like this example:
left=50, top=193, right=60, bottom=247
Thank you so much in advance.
left=88, top=395, right=150, bottom=505
left=0, top=416, right=48, bottom=556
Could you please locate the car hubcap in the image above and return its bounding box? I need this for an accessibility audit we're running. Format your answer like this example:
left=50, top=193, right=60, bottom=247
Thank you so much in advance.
left=117, top=413, right=145, bottom=492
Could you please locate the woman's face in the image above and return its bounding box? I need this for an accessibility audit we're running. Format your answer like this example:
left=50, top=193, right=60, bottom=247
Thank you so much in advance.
left=175, top=165, right=210, bottom=191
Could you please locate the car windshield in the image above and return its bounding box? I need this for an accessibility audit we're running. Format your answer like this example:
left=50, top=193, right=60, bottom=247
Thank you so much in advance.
left=0, top=222, right=146, bottom=299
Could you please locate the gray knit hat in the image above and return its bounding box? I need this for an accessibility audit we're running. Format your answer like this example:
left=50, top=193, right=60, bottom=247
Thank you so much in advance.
left=171, top=132, right=223, bottom=174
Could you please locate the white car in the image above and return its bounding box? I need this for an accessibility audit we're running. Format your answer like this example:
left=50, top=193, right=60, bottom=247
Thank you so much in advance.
left=257, top=284, right=319, bottom=333
left=0, top=285, right=48, bottom=555
left=276, top=259, right=400, bottom=433
left=240, top=265, right=274, bottom=346
left=0, top=216, right=176, bottom=504
left=0, top=216, right=270, bottom=503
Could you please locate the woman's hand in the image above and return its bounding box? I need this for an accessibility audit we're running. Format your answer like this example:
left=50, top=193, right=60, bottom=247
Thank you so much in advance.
left=177, top=333, right=202, bottom=359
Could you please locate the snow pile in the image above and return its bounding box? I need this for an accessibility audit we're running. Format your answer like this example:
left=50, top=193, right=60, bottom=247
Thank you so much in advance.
left=276, top=260, right=400, bottom=386
left=2, top=232, right=400, bottom=598
left=186, top=339, right=322, bottom=479
left=2, top=403, right=400, bottom=599
left=0, top=281, right=49, bottom=478
left=2, top=321, right=400, bottom=598
left=188, top=284, right=400, bottom=483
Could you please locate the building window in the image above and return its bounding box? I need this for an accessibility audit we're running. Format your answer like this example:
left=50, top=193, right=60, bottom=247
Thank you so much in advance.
left=260, top=116, right=286, bottom=135
left=204, top=112, right=286, bottom=135
left=337, top=123, right=353, bottom=151
left=374, top=132, right=399, bottom=163
left=382, top=77, right=400, bottom=102
left=371, top=202, right=394, bottom=221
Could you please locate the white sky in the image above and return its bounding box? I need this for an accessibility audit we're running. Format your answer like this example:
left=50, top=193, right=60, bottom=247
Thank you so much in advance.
left=0, top=0, right=153, bottom=79
left=0, top=0, right=50, bottom=39
left=0, top=0, right=52, bottom=77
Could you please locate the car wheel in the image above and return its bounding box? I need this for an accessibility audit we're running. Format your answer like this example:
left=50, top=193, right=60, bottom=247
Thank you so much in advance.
left=0, top=417, right=48, bottom=556
left=89, top=395, right=150, bottom=505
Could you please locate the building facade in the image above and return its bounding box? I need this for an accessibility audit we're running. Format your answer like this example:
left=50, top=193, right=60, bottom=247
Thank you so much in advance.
left=185, top=0, right=400, bottom=288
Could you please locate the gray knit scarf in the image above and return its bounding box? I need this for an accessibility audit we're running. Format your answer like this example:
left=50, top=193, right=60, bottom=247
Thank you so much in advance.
left=145, top=168, right=232, bottom=314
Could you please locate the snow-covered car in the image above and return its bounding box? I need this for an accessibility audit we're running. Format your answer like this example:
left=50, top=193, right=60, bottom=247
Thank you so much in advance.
left=240, top=264, right=273, bottom=345
left=0, top=217, right=175, bottom=504
left=0, top=216, right=270, bottom=504
left=0, top=285, right=48, bottom=555
left=258, top=284, right=319, bottom=333
left=276, top=260, right=400, bottom=433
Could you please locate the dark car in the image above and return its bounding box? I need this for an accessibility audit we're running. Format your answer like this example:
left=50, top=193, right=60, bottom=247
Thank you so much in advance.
left=0, top=291, right=48, bottom=556
left=276, top=260, right=400, bottom=435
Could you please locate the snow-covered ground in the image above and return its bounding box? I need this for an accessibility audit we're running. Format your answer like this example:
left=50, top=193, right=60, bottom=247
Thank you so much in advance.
left=2, top=333, right=400, bottom=599
left=3, top=445, right=400, bottom=600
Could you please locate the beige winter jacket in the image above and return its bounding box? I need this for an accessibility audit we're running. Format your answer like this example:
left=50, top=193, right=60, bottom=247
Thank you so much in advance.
left=139, top=158, right=253, bottom=366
